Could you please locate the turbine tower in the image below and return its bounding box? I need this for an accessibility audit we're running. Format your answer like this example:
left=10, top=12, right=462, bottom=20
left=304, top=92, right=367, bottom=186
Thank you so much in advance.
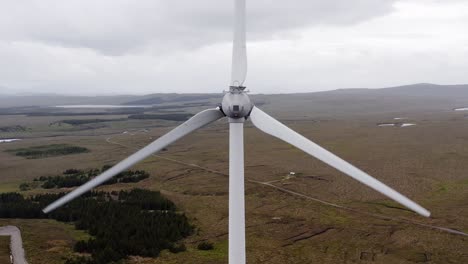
left=43, top=0, right=430, bottom=263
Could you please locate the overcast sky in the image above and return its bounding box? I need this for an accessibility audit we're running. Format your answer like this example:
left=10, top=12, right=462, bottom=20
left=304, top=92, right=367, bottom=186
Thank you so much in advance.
left=0, top=0, right=467, bottom=95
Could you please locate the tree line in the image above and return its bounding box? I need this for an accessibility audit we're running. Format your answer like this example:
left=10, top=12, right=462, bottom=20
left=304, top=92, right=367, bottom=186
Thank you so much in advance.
left=34, top=166, right=150, bottom=189
left=0, top=189, right=193, bottom=264
left=6, top=144, right=89, bottom=159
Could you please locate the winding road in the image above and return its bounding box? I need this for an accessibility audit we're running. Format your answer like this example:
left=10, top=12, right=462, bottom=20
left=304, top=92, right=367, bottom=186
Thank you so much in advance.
left=0, top=226, right=28, bottom=264
left=106, top=131, right=468, bottom=237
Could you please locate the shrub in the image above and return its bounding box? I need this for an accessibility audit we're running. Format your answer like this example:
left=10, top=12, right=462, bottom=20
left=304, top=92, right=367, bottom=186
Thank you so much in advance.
left=197, top=241, right=214, bottom=251
left=19, top=183, right=30, bottom=191
left=169, top=243, right=187, bottom=253
left=6, top=144, right=89, bottom=159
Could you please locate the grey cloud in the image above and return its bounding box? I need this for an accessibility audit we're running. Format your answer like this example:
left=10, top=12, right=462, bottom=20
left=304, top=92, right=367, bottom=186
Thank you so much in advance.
left=0, top=0, right=396, bottom=55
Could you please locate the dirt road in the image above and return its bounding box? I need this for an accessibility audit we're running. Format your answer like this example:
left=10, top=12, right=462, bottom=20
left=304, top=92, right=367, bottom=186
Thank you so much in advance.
left=0, top=226, right=28, bottom=264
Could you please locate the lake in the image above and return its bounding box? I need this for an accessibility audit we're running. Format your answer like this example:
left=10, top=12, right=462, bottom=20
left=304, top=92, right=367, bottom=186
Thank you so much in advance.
left=54, top=105, right=151, bottom=108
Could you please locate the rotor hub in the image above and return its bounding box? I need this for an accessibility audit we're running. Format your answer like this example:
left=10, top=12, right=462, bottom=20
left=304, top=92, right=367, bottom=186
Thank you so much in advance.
left=221, top=86, right=253, bottom=119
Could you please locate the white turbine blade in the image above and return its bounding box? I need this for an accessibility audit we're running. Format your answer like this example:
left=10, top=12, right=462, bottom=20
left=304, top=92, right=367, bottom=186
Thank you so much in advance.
left=230, top=0, right=247, bottom=87
left=43, top=108, right=225, bottom=213
left=229, top=121, right=246, bottom=264
left=249, top=107, right=430, bottom=217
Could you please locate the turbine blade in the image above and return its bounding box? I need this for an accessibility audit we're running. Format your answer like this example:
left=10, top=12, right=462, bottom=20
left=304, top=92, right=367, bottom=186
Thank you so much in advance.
left=43, top=108, right=225, bottom=213
left=249, top=107, right=430, bottom=217
left=230, top=0, right=247, bottom=87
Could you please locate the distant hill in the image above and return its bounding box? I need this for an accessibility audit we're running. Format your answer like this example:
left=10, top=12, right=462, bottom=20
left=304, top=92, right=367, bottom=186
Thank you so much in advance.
left=2, top=84, right=468, bottom=119
left=251, top=83, right=468, bottom=119
left=121, top=83, right=468, bottom=105
left=0, top=95, right=140, bottom=108
left=0, top=93, right=224, bottom=108
left=325, top=83, right=468, bottom=98
left=122, top=93, right=222, bottom=105
left=381, top=83, right=468, bottom=97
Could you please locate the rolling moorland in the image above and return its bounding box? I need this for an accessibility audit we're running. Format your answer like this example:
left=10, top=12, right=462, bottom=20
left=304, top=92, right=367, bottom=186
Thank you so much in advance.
left=1, top=83, right=468, bottom=263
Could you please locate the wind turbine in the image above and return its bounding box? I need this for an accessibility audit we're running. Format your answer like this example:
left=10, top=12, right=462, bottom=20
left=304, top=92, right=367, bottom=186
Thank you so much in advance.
left=43, top=0, right=431, bottom=263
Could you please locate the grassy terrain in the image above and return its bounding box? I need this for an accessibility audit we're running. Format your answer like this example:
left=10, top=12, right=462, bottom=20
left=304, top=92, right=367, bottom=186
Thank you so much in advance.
left=1, top=89, right=468, bottom=263
left=55, top=118, right=126, bottom=126
left=0, top=236, right=10, bottom=264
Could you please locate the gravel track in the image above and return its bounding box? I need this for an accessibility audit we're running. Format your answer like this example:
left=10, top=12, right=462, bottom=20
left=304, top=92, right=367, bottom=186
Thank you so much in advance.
left=0, top=226, right=28, bottom=264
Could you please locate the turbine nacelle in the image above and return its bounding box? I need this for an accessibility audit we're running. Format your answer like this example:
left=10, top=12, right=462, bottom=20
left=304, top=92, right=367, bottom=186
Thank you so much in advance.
left=221, top=86, right=253, bottom=119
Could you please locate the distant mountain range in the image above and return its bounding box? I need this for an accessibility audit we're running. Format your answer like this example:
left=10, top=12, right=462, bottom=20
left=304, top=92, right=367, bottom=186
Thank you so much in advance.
left=1, top=83, right=467, bottom=109
left=325, top=83, right=468, bottom=98
left=122, top=94, right=222, bottom=106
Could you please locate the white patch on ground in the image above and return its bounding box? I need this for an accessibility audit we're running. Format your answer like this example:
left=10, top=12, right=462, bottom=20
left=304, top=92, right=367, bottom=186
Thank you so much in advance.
left=0, top=139, right=21, bottom=143
left=401, top=123, right=416, bottom=127
left=378, top=123, right=396, bottom=127
left=394, top=117, right=408, bottom=120
left=454, top=107, right=468, bottom=111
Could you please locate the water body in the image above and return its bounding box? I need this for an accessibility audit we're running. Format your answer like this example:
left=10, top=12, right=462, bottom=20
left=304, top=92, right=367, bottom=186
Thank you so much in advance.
left=378, top=123, right=416, bottom=127
left=54, top=105, right=151, bottom=108
left=0, top=139, right=21, bottom=143
left=454, top=107, right=468, bottom=111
